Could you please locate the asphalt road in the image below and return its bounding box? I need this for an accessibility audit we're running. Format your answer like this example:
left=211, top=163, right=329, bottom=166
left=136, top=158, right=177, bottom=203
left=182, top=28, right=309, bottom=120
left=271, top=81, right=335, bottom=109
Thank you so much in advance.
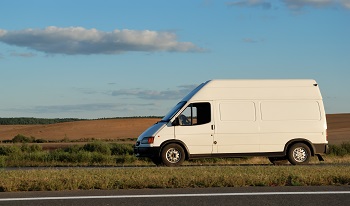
left=0, top=186, right=349, bottom=206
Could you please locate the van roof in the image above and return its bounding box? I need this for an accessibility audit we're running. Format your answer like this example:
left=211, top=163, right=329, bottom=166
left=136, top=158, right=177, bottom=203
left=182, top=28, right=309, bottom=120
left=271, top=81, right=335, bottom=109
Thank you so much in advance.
left=205, top=79, right=317, bottom=88
left=181, top=79, right=321, bottom=101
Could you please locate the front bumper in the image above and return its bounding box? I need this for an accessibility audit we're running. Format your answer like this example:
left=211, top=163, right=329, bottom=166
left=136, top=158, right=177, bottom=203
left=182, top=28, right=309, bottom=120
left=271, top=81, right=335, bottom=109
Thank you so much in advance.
left=134, top=146, right=160, bottom=158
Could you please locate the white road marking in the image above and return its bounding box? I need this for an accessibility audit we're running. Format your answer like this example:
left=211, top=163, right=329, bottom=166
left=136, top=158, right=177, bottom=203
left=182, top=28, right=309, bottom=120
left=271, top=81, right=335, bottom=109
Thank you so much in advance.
left=1, top=191, right=350, bottom=202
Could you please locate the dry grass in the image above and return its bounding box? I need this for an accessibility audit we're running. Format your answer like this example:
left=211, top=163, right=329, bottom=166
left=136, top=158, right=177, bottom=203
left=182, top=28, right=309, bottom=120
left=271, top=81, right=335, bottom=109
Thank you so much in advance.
left=0, top=166, right=349, bottom=192
left=187, top=155, right=350, bottom=165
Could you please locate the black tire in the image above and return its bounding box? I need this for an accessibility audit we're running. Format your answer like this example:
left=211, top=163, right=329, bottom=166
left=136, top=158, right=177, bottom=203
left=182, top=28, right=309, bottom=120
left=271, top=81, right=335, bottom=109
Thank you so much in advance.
left=287, top=143, right=311, bottom=165
left=268, top=157, right=289, bottom=165
left=161, top=143, right=185, bottom=167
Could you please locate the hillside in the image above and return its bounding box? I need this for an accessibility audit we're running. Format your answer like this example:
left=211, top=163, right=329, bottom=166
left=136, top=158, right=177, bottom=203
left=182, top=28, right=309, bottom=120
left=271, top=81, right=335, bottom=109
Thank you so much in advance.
left=0, top=118, right=160, bottom=141
left=0, top=114, right=349, bottom=145
left=326, top=113, right=350, bottom=145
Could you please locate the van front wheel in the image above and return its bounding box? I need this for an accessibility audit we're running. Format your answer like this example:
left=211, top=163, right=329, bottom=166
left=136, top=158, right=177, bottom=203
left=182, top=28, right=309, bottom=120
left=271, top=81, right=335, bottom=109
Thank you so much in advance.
left=161, top=144, right=185, bottom=167
left=287, top=143, right=311, bottom=165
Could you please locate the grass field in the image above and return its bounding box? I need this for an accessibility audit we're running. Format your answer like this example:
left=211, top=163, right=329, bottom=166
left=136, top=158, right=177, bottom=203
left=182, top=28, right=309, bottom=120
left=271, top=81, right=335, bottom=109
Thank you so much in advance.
left=0, top=114, right=349, bottom=192
left=0, top=141, right=349, bottom=167
left=1, top=166, right=349, bottom=192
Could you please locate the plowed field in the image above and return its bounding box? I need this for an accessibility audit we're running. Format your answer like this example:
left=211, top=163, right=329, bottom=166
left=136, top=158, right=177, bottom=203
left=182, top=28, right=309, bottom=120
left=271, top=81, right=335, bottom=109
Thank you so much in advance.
left=0, top=114, right=349, bottom=145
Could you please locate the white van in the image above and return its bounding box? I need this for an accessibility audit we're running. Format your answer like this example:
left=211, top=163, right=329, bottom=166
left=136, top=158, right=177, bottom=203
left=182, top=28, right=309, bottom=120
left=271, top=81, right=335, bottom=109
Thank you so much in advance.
left=134, top=79, right=328, bottom=166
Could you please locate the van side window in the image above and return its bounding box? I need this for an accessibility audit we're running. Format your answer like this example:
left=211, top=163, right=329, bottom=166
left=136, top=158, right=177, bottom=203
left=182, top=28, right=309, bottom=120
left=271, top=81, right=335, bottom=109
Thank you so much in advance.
left=178, top=102, right=211, bottom=126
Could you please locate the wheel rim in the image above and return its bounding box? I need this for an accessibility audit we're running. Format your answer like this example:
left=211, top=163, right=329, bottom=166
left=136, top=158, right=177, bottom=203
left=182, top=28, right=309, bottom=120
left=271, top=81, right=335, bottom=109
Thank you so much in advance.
left=165, top=148, right=181, bottom=163
left=292, top=147, right=308, bottom=162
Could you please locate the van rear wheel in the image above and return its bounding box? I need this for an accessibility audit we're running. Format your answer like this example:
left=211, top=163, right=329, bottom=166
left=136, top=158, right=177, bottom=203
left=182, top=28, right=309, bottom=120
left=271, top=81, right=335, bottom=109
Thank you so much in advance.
left=161, top=143, right=185, bottom=167
left=287, top=143, right=311, bottom=165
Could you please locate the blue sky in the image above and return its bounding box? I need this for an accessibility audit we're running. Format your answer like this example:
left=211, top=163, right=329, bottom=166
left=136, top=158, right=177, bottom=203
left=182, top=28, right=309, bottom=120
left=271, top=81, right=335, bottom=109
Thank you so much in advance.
left=0, top=0, right=349, bottom=118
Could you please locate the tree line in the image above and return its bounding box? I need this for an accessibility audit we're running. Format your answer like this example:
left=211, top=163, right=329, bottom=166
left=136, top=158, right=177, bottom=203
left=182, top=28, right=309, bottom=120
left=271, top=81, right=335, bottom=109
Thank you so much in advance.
left=0, top=116, right=162, bottom=125
left=0, top=118, right=83, bottom=125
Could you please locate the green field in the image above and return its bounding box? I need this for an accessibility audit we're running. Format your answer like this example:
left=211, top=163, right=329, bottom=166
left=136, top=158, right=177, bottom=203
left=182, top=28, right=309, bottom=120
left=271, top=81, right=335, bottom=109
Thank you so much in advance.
left=0, top=141, right=350, bottom=167
left=0, top=142, right=349, bottom=192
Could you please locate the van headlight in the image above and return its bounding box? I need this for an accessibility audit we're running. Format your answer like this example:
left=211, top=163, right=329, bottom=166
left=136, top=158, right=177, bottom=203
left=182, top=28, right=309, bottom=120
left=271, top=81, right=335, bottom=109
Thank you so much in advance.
left=141, top=136, right=155, bottom=144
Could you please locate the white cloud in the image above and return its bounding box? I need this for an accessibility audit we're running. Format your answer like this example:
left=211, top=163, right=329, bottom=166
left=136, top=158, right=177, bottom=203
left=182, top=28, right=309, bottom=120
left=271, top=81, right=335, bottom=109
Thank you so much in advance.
left=226, top=0, right=350, bottom=10
left=340, top=0, right=350, bottom=8
left=283, top=0, right=350, bottom=10
left=283, top=0, right=334, bottom=10
left=242, top=38, right=262, bottom=43
left=10, top=52, right=36, bottom=58
left=111, top=85, right=197, bottom=100
left=0, top=29, right=6, bottom=37
left=226, top=0, right=272, bottom=9
left=0, top=26, right=203, bottom=55
left=8, top=103, right=155, bottom=114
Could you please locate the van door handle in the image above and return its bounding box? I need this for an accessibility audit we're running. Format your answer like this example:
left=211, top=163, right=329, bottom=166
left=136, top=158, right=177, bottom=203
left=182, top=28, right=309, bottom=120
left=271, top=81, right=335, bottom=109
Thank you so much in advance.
left=211, top=125, right=215, bottom=130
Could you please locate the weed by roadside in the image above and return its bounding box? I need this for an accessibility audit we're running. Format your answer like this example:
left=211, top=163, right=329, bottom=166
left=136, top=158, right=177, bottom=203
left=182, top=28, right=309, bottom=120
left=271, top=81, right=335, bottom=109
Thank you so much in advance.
left=0, top=141, right=141, bottom=167
left=0, top=166, right=349, bottom=192
left=328, top=142, right=350, bottom=156
left=0, top=141, right=349, bottom=167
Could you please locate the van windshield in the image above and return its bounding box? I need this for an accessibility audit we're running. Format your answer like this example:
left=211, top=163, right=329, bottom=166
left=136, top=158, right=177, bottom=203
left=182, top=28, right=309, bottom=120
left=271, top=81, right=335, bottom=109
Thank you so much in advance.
left=160, top=101, right=187, bottom=122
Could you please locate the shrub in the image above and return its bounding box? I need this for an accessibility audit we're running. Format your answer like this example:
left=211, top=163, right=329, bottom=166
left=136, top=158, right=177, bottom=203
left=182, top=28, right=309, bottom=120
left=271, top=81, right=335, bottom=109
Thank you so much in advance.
left=25, top=152, right=50, bottom=162
left=49, top=149, right=71, bottom=162
left=340, top=142, right=350, bottom=154
left=110, top=144, right=134, bottom=155
left=0, top=146, right=22, bottom=156
left=90, top=152, right=112, bottom=164
left=115, top=154, right=137, bottom=164
left=12, top=134, right=32, bottom=143
left=21, top=144, right=43, bottom=153
left=0, top=156, right=6, bottom=167
left=64, top=145, right=82, bottom=153
left=83, top=142, right=111, bottom=155
left=20, top=144, right=31, bottom=152
left=48, top=150, right=114, bottom=164
left=75, top=151, right=92, bottom=163
left=29, top=144, right=43, bottom=152
left=34, top=139, right=47, bottom=143
left=328, top=142, right=350, bottom=156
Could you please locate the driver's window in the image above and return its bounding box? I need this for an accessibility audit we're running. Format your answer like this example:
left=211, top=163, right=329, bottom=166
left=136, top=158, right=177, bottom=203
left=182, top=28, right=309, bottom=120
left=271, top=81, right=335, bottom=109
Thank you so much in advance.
left=179, top=105, right=197, bottom=126
left=177, top=102, right=210, bottom=126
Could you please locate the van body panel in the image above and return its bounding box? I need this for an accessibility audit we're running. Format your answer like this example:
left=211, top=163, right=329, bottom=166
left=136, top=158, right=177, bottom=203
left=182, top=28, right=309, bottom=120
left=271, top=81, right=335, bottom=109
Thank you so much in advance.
left=213, top=134, right=260, bottom=153
left=172, top=101, right=214, bottom=154
left=138, top=122, right=166, bottom=139
left=192, top=87, right=321, bottom=101
left=214, top=100, right=260, bottom=153
left=174, top=123, right=214, bottom=154
left=259, top=133, right=324, bottom=153
left=134, top=79, right=328, bottom=163
left=152, top=123, right=175, bottom=146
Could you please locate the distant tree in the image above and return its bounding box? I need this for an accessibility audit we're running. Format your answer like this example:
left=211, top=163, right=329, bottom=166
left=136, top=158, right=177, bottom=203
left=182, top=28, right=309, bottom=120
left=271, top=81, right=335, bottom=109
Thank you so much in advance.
left=12, top=134, right=32, bottom=143
left=0, top=117, right=84, bottom=125
left=0, top=116, right=162, bottom=125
